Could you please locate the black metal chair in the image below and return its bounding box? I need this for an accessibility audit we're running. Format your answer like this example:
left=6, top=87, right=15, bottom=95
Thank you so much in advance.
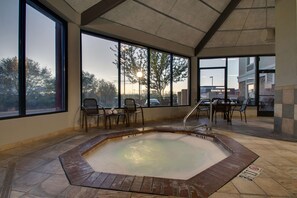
left=82, top=98, right=106, bottom=132
left=231, top=99, right=248, bottom=123
left=213, top=98, right=231, bottom=124
left=124, top=98, right=144, bottom=126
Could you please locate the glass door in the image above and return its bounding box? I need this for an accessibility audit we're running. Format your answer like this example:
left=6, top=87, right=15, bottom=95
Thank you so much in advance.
left=257, top=56, right=275, bottom=116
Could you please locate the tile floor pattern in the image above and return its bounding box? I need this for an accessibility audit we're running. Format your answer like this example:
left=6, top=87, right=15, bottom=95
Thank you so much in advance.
left=0, top=117, right=297, bottom=197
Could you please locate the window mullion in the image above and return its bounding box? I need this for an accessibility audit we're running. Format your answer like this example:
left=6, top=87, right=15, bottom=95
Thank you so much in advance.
left=19, top=0, right=26, bottom=116
left=147, top=48, right=151, bottom=107
left=118, top=42, right=121, bottom=108
left=170, top=54, right=173, bottom=106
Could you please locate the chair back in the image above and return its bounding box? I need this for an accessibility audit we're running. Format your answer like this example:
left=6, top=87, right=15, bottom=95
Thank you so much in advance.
left=215, top=98, right=231, bottom=112
left=124, top=98, right=137, bottom=112
left=240, top=99, right=248, bottom=112
left=237, top=96, right=245, bottom=105
left=83, top=98, right=98, bottom=114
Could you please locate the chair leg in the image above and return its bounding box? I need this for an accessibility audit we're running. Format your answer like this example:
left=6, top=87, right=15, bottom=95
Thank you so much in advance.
left=85, top=115, right=88, bottom=132
left=116, top=115, right=120, bottom=125
left=126, top=113, right=130, bottom=126
left=104, top=117, right=107, bottom=129
left=81, top=111, right=84, bottom=129
left=119, top=114, right=126, bottom=126
left=240, top=112, right=243, bottom=121
left=230, top=109, right=234, bottom=121
left=108, top=116, right=112, bottom=129
left=124, top=114, right=128, bottom=126
left=141, top=110, right=144, bottom=126
left=227, top=111, right=231, bottom=124
left=244, top=111, right=247, bottom=123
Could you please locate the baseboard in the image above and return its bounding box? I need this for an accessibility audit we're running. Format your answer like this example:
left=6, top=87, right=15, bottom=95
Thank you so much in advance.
left=0, top=127, right=75, bottom=152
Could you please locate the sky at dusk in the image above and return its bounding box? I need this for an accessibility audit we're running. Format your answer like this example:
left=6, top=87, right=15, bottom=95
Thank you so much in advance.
left=0, top=1, right=56, bottom=75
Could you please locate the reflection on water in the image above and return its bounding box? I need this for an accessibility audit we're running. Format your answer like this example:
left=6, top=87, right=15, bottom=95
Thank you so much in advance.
left=84, top=132, right=229, bottom=180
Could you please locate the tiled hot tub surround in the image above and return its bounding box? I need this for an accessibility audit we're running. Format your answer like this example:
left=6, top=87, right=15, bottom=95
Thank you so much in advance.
left=59, top=127, right=258, bottom=197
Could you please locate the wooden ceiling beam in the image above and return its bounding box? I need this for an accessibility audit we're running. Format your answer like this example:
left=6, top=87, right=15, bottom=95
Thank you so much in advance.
left=81, top=0, right=126, bottom=25
left=194, top=0, right=241, bottom=56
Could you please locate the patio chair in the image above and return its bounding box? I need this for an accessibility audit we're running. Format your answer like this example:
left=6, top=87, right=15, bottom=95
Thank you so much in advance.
left=82, top=98, right=106, bottom=132
left=213, top=98, right=231, bottom=124
left=124, top=98, right=144, bottom=126
left=231, top=99, right=248, bottom=123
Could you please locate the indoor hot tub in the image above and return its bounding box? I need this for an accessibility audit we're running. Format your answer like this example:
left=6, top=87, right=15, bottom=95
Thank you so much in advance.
left=83, top=132, right=230, bottom=180
left=59, top=127, right=258, bottom=197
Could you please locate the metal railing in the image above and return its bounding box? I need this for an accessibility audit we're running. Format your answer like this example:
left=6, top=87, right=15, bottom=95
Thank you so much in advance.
left=183, top=99, right=212, bottom=130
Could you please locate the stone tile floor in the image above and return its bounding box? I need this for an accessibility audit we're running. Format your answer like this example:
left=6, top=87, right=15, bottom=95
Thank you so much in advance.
left=0, top=116, right=297, bottom=197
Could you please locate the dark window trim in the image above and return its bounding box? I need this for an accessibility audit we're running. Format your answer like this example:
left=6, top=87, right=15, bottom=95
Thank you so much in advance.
left=0, top=0, right=67, bottom=120
left=198, top=54, right=275, bottom=107
left=118, top=41, right=121, bottom=108
left=147, top=48, right=151, bottom=107
left=199, top=66, right=226, bottom=70
left=224, top=58, right=228, bottom=101
left=257, top=55, right=275, bottom=117
left=19, top=0, right=26, bottom=116
left=80, top=30, right=191, bottom=108
left=170, top=53, right=173, bottom=107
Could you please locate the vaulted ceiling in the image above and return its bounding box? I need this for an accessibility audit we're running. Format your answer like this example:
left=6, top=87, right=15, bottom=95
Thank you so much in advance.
left=62, top=0, right=275, bottom=56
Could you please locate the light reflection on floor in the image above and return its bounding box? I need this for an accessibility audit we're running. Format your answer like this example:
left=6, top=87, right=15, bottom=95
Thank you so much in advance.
left=1, top=117, right=297, bottom=197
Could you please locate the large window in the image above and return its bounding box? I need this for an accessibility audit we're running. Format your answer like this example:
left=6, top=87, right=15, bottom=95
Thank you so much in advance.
left=0, top=0, right=19, bottom=117
left=172, top=56, right=189, bottom=106
left=150, top=50, right=171, bottom=106
left=199, top=58, right=226, bottom=100
left=81, top=33, right=190, bottom=108
left=81, top=34, right=118, bottom=108
left=198, top=57, right=261, bottom=106
left=200, top=69, right=225, bottom=99
left=0, top=0, right=66, bottom=119
left=121, top=43, right=148, bottom=106
left=227, top=58, right=256, bottom=104
left=258, top=56, right=275, bottom=115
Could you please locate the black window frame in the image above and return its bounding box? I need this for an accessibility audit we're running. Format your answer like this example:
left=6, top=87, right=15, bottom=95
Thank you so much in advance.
left=0, top=0, right=67, bottom=120
left=198, top=55, right=275, bottom=107
left=80, top=30, right=191, bottom=109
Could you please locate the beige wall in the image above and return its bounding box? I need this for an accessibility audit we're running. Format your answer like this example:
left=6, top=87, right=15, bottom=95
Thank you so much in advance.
left=275, top=0, right=297, bottom=87
left=67, top=23, right=82, bottom=129
left=0, top=113, right=69, bottom=149
left=198, top=45, right=275, bottom=58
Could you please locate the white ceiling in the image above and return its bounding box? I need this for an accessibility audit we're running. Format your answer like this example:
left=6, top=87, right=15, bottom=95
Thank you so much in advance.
left=63, top=0, right=275, bottom=52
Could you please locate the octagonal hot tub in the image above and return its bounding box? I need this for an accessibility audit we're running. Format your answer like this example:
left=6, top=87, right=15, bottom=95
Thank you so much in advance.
left=59, top=127, right=258, bottom=197
left=83, top=132, right=230, bottom=180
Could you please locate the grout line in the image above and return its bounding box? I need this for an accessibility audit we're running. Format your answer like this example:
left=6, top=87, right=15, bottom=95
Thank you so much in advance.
left=0, top=160, right=16, bottom=198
